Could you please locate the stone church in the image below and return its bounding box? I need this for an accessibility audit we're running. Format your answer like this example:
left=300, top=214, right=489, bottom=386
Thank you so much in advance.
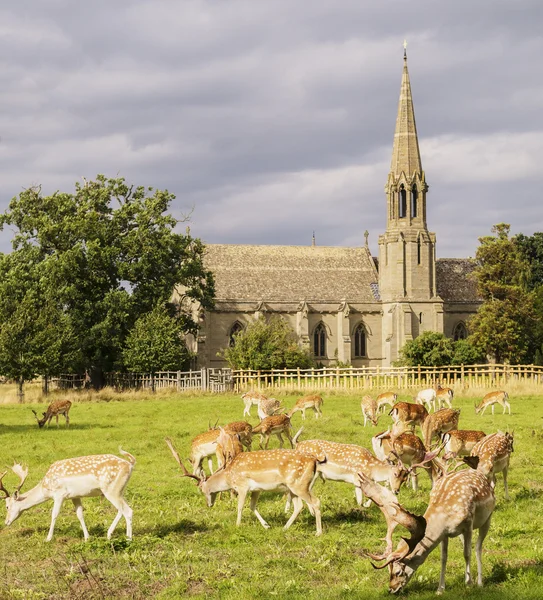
left=182, top=50, right=481, bottom=368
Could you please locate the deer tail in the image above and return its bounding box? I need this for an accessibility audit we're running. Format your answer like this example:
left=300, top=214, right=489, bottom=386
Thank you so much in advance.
left=119, top=447, right=136, bottom=465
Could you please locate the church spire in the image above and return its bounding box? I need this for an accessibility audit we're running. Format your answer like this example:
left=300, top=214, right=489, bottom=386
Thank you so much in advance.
left=389, top=43, right=422, bottom=178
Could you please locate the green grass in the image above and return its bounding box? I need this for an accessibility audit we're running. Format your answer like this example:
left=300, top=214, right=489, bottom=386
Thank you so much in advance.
left=0, top=391, right=542, bottom=599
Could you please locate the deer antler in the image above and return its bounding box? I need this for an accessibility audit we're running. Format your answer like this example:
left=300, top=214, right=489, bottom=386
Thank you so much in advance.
left=0, top=471, right=10, bottom=498
left=11, top=463, right=28, bottom=496
left=164, top=438, right=202, bottom=483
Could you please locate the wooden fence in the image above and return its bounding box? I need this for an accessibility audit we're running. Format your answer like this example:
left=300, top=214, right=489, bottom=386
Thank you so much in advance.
left=232, top=364, right=543, bottom=393
left=103, top=368, right=233, bottom=392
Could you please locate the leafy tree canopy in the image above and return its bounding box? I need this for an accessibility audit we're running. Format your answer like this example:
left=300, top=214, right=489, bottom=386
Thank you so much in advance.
left=220, top=315, right=314, bottom=370
left=396, top=331, right=485, bottom=367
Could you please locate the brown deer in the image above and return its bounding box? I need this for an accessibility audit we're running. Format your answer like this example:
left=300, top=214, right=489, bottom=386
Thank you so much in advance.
left=363, top=468, right=496, bottom=594
left=166, top=439, right=323, bottom=535
left=464, top=431, right=514, bottom=500
left=32, top=400, right=72, bottom=428
left=475, top=391, right=511, bottom=415
left=223, top=421, right=253, bottom=451
left=288, top=394, right=323, bottom=420
left=361, top=395, right=379, bottom=426
left=0, top=450, right=136, bottom=541
left=252, top=414, right=294, bottom=449
left=241, top=391, right=268, bottom=417
left=215, top=427, right=245, bottom=469
left=435, top=384, right=454, bottom=409
left=422, top=408, right=461, bottom=449
left=376, top=392, right=397, bottom=414
left=257, top=397, right=284, bottom=420
left=389, top=402, right=428, bottom=433
left=441, top=429, right=486, bottom=459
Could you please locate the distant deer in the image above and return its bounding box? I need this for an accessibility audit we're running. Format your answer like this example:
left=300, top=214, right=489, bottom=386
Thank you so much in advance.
left=435, top=384, right=454, bottom=409
left=241, top=391, right=268, bottom=417
left=252, top=414, right=295, bottom=449
left=475, top=391, right=511, bottom=415
left=376, top=392, right=397, bottom=413
left=32, top=400, right=72, bottom=428
left=0, top=450, right=136, bottom=541
left=361, top=395, right=379, bottom=426
left=288, top=394, right=323, bottom=420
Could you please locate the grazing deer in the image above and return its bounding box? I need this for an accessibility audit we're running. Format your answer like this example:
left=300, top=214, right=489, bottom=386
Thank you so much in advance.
left=190, top=427, right=221, bottom=477
left=288, top=394, right=323, bottom=420
left=257, top=397, right=284, bottom=420
left=223, top=421, right=253, bottom=451
left=252, top=414, right=295, bottom=449
left=414, top=388, right=437, bottom=413
left=435, top=384, right=454, bottom=409
left=241, top=391, right=268, bottom=417
left=441, top=430, right=486, bottom=459
left=464, top=431, right=514, bottom=500
left=166, top=439, right=323, bottom=535
left=0, top=450, right=136, bottom=541
left=475, top=391, right=511, bottom=415
left=372, top=430, right=433, bottom=490
left=32, top=400, right=72, bottom=428
left=361, top=395, right=379, bottom=426
left=294, top=439, right=411, bottom=507
left=216, top=427, right=244, bottom=469
left=376, top=392, right=397, bottom=414
left=389, top=402, right=428, bottom=433
left=364, top=468, right=496, bottom=594
left=422, top=408, right=461, bottom=450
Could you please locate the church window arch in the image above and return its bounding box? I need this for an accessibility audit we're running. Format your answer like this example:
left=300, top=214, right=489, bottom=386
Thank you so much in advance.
left=399, top=185, right=407, bottom=218
left=229, top=321, right=244, bottom=347
left=353, top=323, right=367, bottom=358
left=313, top=323, right=327, bottom=358
left=453, top=322, right=468, bottom=341
left=411, top=185, right=418, bottom=218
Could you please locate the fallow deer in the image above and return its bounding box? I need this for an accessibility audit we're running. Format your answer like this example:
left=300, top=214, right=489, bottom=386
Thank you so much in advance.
left=441, top=429, right=487, bottom=459
left=414, top=388, right=437, bottom=413
left=0, top=450, right=136, bottom=541
left=32, top=399, right=72, bottom=428
left=435, top=384, right=454, bottom=409
left=288, top=394, right=323, bottom=420
left=241, top=391, right=268, bottom=417
left=389, top=402, right=428, bottom=433
left=190, top=427, right=221, bottom=477
left=223, top=421, right=253, bottom=451
left=257, top=397, right=284, bottom=420
left=294, top=439, right=411, bottom=507
left=363, top=468, right=496, bottom=594
left=464, top=431, right=514, bottom=500
left=475, top=391, right=511, bottom=415
left=252, top=414, right=294, bottom=449
left=361, top=395, right=379, bottom=426
left=376, top=392, right=397, bottom=414
left=165, top=439, right=323, bottom=535
left=215, top=427, right=244, bottom=469
left=422, top=408, right=461, bottom=450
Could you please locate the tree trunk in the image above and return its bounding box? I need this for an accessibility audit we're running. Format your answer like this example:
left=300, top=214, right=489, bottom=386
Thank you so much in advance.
left=89, top=367, right=105, bottom=390
left=151, top=373, right=156, bottom=393
left=17, top=377, right=24, bottom=403
left=42, top=375, right=49, bottom=396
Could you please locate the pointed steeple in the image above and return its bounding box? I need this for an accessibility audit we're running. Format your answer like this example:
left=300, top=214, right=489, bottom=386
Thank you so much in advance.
left=390, top=45, right=422, bottom=178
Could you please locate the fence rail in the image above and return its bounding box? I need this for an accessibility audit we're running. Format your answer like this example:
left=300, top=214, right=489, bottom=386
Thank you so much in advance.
left=49, top=364, right=543, bottom=394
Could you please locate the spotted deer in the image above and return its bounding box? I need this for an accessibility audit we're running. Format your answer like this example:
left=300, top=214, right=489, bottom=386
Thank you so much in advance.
left=257, top=397, right=284, bottom=420
left=288, top=394, right=323, bottom=420
left=215, top=427, right=245, bottom=469
left=223, top=421, right=253, bottom=451
left=464, top=431, right=514, bottom=500
left=166, top=439, right=323, bottom=535
left=361, top=395, right=379, bottom=426
left=475, top=391, right=511, bottom=415
left=363, top=468, right=496, bottom=594
left=293, top=439, right=411, bottom=507
left=32, top=399, right=72, bottom=428
left=0, top=450, right=136, bottom=541
left=435, top=384, right=454, bottom=409
left=422, top=408, right=461, bottom=450
left=441, top=430, right=487, bottom=460
left=389, top=402, right=428, bottom=433
left=414, top=388, right=437, bottom=413
left=376, top=392, right=397, bottom=414
left=252, top=414, right=294, bottom=449
left=241, top=391, right=268, bottom=417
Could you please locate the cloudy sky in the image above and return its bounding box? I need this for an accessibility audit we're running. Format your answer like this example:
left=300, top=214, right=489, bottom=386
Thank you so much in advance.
left=1, top=0, right=542, bottom=258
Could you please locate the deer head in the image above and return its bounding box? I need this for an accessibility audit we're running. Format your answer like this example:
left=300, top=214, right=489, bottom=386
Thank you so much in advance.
left=1, top=464, right=29, bottom=525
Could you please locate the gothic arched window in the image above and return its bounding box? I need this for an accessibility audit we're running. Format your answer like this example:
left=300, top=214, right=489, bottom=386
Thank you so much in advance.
left=453, top=322, right=468, bottom=341
left=353, top=324, right=367, bottom=358
left=313, top=323, right=327, bottom=358
left=229, top=322, right=244, bottom=347
left=399, top=185, right=407, bottom=218
left=411, top=185, right=418, bottom=218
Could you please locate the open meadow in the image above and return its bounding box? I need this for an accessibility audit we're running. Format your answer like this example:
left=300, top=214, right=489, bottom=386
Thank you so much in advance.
left=0, top=388, right=542, bottom=599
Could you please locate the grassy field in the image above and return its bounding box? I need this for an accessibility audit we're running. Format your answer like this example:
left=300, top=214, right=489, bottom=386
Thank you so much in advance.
left=0, top=389, right=542, bottom=599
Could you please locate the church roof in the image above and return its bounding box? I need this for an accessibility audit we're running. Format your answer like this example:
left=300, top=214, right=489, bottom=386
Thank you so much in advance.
left=390, top=52, right=423, bottom=179
left=436, top=258, right=481, bottom=303
left=204, top=244, right=379, bottom=304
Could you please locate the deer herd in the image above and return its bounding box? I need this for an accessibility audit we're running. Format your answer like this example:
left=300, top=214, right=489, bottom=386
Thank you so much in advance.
left=2, top=385, right=516, bottom=594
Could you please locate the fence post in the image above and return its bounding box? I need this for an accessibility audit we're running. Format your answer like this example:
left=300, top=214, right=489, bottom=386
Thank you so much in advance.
left=201, top=367, right=207, bottom=392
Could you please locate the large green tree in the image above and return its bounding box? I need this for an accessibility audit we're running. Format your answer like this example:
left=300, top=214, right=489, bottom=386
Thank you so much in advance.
left=221, top=315, right=314, bottom=370
left=468, top=223, right=536, bottom=364
left=0, top=176, right=215, bottom=385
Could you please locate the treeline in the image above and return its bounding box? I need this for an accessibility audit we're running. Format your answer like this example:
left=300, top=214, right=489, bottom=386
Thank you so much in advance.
left=0, top=176, right=215, bottom=398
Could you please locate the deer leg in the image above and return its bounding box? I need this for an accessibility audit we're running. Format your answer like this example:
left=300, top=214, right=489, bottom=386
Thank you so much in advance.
left=249, top=491, right=270, bottom=529
left=480, top=404, right=488, bottom=416
left=461, top=528, right=473, bottom=586
left=284, top=491, right=293, bottom=514
left=503, top=466, right=510, bottom=500
left=72, top=498, right=90, bottom=541
left=207, top=457, right=214, bottom=475
left=491, top=404, right=495, bottom=415
left=285, top=430, right=294, bottom=449
left=476, top=516, right=492, bottom=586
left=236, top=488, right=249, bottom=527
left=56, top=414, right=60, bottom=427
left=103, top=489, right=133, bottom=540
left=46, top=497, right=65, bottom=541
left=437, top=536, right=449, bottom=594
left=290, top=489, right=322, bottom=536
left=275, top=433, right=284, bottom=448
left=507, top=401, right=511, bottom=415
left=411, top=470, right=419, bottom=491
left=65, top=413, right=70, bottom=428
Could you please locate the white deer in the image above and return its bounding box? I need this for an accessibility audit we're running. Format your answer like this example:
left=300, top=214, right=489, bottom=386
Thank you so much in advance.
left=0, top=450, right=136, bottom=542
